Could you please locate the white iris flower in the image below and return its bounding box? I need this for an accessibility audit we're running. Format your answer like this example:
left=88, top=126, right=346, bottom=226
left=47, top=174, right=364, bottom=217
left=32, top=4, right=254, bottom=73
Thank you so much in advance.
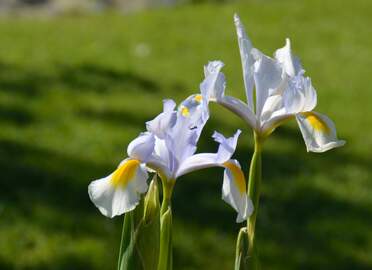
left=201, top=14, right=345, bottom=153
left=88, top=71, right=253, bottom=222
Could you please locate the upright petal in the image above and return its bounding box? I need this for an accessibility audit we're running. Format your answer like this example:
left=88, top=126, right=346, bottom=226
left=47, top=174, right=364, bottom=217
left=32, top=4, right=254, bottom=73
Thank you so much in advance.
left=175, top=130, right=241, bottom=177
left=296, top=112, right=345, bottom=152
left=200, top=61, right=226, bottom=101
left=142, top=136, right=173, bottom=180
left=212, top=129, right=242, bottom=163
left=127, top=132, right=155, bottom=162
left=179, top=94, right=209, bottom=133
left=164, top=94, right=210, bottom=174
left=283, top=71, right=317, bottom=114
left=88, top=159, right=149, bottom=218
left=164, top=115, right=199, bottom=175
left=146, top=99, right=177, bottom=139
left=234, top=14, right=255, bottom=110
left=252, top=49, right=286, bottom=119
left=222, top=159, right=253, bottom=223
left=274, top=38, right=302, bottom=77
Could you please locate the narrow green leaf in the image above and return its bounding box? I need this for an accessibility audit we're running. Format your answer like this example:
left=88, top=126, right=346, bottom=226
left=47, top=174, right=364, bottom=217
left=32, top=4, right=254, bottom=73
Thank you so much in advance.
left=234, top=227, right=249, bottom=270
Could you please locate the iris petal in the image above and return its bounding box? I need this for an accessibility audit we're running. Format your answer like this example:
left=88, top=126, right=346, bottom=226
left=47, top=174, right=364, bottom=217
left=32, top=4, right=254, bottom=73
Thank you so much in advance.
left=88, top=160, right=148, bottom=218
left=296, top=112, right=345, bottom=152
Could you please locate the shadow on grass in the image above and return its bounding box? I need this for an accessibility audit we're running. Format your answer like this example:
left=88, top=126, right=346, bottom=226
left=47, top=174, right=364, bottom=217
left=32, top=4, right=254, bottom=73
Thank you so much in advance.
left=0, top=106, right=34, bottom=126
left=0, top=62, right=160, bottom=96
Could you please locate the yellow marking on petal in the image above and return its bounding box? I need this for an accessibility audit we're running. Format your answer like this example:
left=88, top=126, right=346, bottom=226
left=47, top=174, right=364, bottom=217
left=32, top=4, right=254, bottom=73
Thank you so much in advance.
left=111, top=159, right=140, bottom=188
left=223, top=161, right=246, bottom=194
left=194, top=94, right=203, bottom=103
left=181, top=106, right=190, bottom=117
left=302, top=112, right=330, bottom=134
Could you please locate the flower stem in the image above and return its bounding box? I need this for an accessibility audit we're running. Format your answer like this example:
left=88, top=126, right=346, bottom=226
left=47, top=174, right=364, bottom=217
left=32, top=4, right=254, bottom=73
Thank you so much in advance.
left=246, top=132, right=262, bottom=269
left=160, top=178, right=174, bottom=215
left=158, top=178, right=175, bottom=270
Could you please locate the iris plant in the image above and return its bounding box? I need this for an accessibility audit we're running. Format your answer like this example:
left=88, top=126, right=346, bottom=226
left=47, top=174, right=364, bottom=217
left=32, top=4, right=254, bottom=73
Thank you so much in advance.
left=88, top=69, right=253, bottom=270
left=198, top=14, right=345, bottom=269
left=88, top=13, right=345, bottom=270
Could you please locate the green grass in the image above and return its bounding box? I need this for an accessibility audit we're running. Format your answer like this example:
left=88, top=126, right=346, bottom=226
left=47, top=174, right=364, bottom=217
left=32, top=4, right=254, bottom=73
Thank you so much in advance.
left=0, top=0, right=372, bottom=269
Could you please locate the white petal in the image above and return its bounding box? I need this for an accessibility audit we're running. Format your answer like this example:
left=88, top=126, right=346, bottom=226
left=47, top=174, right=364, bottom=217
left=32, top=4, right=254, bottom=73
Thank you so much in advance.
left=163, top=99, right=176, bottom=112
left=146, top=99, right=177, bottom=139
left=200, top=61, right=226, bottom=101
left=274, top=38, right=302, bottom=77
left=296, top=112, right=345, bottom=153
left=302, top=77, right=317, bottom=112
left=222, top=159, right=253, bottom=223
left=212, top=129, right=241, bottom=162
left=201, top=59, right=257, bottom=130
left=283, top=82, right=306, bottom=113
left=139, top=137, right=173, bottom=180
left=260, top=94, right=284, bottom=123
left=175, top=130, right=241, bottom=177
left=127, top=132, right=155, bottom=162
left=219, top=96, right=257, bottom=130
left=260, top=113, right=293, bottom=135
left=234, top=14, right=255, bottom=110
left=88, top=160, right=149, bottom=218
left=283, top=72, right=317, bottom=114
left=261, top=73, right=317, bottom=133
left=252, top=49, right=286, bottom=118
left=178, top=94, right=209, bottom=129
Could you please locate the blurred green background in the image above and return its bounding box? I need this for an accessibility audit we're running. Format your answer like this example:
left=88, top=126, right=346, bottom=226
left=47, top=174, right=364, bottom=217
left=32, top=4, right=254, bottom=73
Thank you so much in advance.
left=1, top=0, right=372, bottom=269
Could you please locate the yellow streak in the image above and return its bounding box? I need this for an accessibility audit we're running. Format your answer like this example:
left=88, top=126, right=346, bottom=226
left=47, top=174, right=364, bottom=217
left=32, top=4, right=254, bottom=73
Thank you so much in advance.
left=303, top=112, right=330, bottom=134
left=194, top=94, right=203, bottom=103
left=111, top=160, right=140, bottom=188
left=181, top=106, right=190, bottom=117
left=223, top=161, right=246, bottom=194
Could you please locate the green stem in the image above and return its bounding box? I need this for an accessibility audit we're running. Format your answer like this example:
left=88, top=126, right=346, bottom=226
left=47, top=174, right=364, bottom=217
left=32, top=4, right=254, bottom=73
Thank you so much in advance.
left=246, top=132, right=263, bottom=270
left=158, top=178, right=175, bottom=270
left=160, top=178, right=174, bottom=215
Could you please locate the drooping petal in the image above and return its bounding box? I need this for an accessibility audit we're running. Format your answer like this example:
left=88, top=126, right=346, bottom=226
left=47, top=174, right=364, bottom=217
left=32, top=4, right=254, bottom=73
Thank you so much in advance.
left=127, top=132, right=155, bottom=162
left=222, top=159, right=253, bottom=223
left=88, top=159, right=149, bottom=218
left=274, top=38, right=302, bottom=77
left=296, top=112, right=345, bottom=153
left=234, top=14, right=255, bottom=110
left=146, top=99, right=177, bottom=139
left=175, top=130, right=241, bottom=177
left=200, top=61, right=226, bottom=101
